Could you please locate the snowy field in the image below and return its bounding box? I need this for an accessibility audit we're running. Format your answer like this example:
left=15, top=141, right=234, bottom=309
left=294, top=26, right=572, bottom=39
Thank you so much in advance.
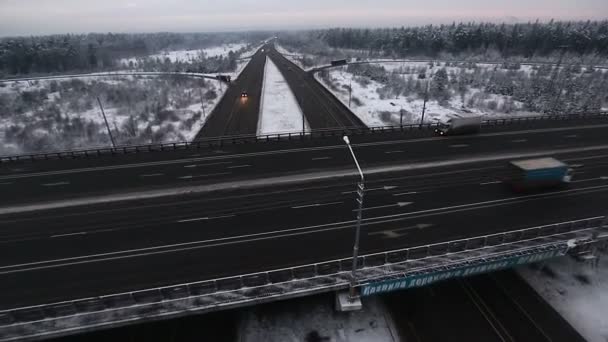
left=310, top=58, right=608, bottom=128
left=520, top=252, right=608, bottom=342
left=119, top=43, right=248, bottom=67
left=315, top=65, right=536, bottom=128
left=239, top=295, right=399, bottom=342
left=258, top=57, right=309, bottom=135
left=0, top=75, right=225, bottom=154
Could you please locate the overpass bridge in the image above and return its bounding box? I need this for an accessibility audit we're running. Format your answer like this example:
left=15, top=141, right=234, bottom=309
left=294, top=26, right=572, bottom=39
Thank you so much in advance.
left=2, top=116, right=608, bottom=339
left=1, top=43, right=608, bottom=341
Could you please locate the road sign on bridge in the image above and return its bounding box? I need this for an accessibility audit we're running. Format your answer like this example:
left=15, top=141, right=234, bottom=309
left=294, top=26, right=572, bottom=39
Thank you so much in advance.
left=361, top=245, right=568, bottom=297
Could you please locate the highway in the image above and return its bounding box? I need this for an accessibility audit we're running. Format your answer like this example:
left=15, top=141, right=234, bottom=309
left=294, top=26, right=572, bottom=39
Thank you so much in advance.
left=1, top=123, right=608, bottom=207
left=1, top=39, right=608, bottom=339
left=194, top=45, right=269, bottom=138
left=2, top=146, right=608, bottom=309
left=267, top=45, right=366, bottom=129
left=386, top=271, right=585, bottom=341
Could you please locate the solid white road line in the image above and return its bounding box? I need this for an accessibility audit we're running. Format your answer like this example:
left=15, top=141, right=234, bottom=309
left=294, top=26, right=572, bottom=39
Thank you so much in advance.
left=139, top=173, right=164, bottom=178
left=51, top=232, right=87, bottom=238
left=227, top=165, right=252, bottom=169
left=571, top=177, right=608, bottom=183
left=342, top=186, right=398, bottom=194
left=178, top=172, right=231, bottom=180
left=177, top=214, right=235, bottom=223
left=184, top=161, right=233, bottom=168
left=292, top=201, right=343, bottom=209
left=41, top=181, right=70, bottom=187
left=393, top=192, right=418, bottom=196
left=449, top=144, right=470, bottom=148
left=357, top=202, right=413, bottom=211
left=385, top=150, right=405, bottom=154
left=312, top=157, right=332, bottom=161
left=480, top=181, right=503, bottom=185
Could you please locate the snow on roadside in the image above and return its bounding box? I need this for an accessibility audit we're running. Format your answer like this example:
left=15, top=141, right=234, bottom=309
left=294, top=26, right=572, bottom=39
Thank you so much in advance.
left=258, top=57, right=309, bottom=135
left=238, top=295, right=399, bottom=342
left=519, top=253, right=608, bottom=342
left=276, top=44, right=309, bottom=68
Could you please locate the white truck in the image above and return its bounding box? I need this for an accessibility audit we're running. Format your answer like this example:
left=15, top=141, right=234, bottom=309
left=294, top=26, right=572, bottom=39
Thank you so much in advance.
left=434, top=113, right=483, bottom=136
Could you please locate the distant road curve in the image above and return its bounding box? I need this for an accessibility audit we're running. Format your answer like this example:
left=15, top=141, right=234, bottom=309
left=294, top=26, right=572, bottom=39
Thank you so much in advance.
left=0, top=71, right=225, bottom=84
left=308, top=58, right=608, bottom=73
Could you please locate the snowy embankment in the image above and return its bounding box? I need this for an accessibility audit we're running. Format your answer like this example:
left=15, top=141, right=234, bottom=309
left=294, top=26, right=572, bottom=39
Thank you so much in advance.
left=275, top=44, right=309, bottom=69
left=239, top=296, right=399, bottom=342
left=258, top=57, right=309, bottom=135
left=519, top=253, right=608, bottom=342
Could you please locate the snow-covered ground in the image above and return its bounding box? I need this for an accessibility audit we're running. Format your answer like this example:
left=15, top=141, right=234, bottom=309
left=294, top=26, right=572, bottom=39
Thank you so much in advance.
left=520, top=252, right=608, bottom=342
left=120, top=43, right=247, bottom=67
left=315, top=66, right=536, bottom=128
left=258, top=57, right=309, bottom=135
left=0, top=75, right=225, bottom=154
left=239, top=295, right=399, bottom=342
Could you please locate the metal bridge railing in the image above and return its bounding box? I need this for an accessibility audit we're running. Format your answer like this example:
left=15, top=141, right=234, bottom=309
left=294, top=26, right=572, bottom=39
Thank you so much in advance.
left=1, top=216, right=606, bottom=338
left=1, top=111, right=607, bottom=164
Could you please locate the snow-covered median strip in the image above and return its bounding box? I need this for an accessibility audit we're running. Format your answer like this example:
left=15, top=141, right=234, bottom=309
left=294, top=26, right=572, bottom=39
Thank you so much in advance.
left=258, top=57, right=309, bottom=135
left=519, top=253, right=608, bottom=342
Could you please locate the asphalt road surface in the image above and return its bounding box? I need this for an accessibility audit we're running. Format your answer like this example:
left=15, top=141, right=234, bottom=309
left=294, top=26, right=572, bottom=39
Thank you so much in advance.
left=2, top=146, right=608, bottom=309
left=267, top=45, right=367, bottom=129
left=1, top=123, right=608, bottom=206
left=194, top=45, right=269, bottom=138
left=386, top=270, right=585, bottom=342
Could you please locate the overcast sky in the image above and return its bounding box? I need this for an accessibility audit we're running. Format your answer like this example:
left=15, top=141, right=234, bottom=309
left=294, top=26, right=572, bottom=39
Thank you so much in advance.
left=1, top=0, right=607, bottom=36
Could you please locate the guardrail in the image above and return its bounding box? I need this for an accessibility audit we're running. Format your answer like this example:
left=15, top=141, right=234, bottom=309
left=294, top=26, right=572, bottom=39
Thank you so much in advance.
left=1, top=111, right=607, bottom=164
left=1, top=217, right=606, bottom=341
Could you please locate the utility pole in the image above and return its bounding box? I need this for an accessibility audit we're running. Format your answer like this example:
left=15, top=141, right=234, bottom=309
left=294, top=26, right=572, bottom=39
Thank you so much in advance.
left=302, top=110, right=306, bottom=136
left=97, top=97, right=116, bottom=148
left=421, top=78, right=430, bottom=128
left=348, top=80, right=353, bottom=108
left=199, top=89, right=206, bottom=118
left=343, top=136, right=365, bottom=301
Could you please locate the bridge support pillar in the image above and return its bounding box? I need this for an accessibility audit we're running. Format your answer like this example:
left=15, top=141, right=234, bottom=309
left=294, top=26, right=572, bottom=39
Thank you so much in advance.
left=335, top=291, right=362, bottom=312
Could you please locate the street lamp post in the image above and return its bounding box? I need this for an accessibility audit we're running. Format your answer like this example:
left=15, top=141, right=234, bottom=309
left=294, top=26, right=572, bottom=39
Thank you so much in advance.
left=343, top=136, right=365, bottom=301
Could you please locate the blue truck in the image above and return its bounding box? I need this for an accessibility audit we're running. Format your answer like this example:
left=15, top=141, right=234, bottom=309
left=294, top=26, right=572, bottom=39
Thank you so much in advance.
left=506, top=157, right=573, bottom=192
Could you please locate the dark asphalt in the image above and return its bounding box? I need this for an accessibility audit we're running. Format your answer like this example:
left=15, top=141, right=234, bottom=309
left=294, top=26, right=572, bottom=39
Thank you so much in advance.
left=385, top=270, right=585, bottom=342
left=49, top=309, right=239, bottom=342
left=1, top=123, right=608, bottom=206
left=2, top=148, right=608, bottom=309
left=194, top=45, right=268, bottom=138
left=267, top=45, right=366, bottom=129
